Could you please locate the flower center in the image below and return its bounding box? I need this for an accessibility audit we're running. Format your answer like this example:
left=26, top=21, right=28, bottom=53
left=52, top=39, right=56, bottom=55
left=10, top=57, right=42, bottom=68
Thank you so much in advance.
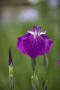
left=27, top=30, right=37, bottom=38
left=34, top=34, right=37, bottom=38
left=34, top=31, right=37, bottom=38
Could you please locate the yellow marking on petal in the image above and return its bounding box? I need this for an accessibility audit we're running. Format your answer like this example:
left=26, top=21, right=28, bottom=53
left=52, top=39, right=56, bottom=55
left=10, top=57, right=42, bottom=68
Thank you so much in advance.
left=34, top=34, right=37, bottom=38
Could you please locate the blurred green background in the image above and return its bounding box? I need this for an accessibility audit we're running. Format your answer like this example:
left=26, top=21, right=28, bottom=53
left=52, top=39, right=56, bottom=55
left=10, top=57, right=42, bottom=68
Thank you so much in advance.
left=0, top=0, right=60, bottom=90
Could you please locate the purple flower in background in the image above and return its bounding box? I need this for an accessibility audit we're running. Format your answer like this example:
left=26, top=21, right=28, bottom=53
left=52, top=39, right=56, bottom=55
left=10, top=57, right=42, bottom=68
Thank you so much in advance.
left=57, top=59, right=60, bottom=65
left=17, top=25, right=53, bottom=58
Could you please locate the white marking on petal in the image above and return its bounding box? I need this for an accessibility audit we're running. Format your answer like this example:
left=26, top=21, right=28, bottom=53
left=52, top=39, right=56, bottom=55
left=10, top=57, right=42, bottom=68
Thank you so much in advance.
left=27, top=30, right=37, bottom=38
left=27, top=30, right=34, bottom=35
left=40, top=30, right=46, bottom=36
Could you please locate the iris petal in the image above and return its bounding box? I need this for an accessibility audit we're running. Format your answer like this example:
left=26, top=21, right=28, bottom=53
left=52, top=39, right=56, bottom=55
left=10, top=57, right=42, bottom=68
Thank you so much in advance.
left=33, top=25, right=37, bottom=32
left=38, top=26, right=41, bottom=33
left=41, top=35, right=53, bottom=53
left=17, top=33, right=32, bottom=54
left=23, top=36, right=45, bottom=58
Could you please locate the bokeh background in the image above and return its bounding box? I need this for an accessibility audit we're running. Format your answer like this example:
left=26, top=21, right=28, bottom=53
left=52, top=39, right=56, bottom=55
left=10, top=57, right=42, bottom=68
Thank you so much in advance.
left=0, top=0, right=60, bottom=90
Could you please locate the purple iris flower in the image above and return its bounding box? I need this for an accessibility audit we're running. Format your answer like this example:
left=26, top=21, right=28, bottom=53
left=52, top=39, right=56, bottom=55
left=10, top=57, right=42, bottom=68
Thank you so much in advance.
left=17, top=25, right=53, bottom=58
left=57, top=59, right=60, bottom=65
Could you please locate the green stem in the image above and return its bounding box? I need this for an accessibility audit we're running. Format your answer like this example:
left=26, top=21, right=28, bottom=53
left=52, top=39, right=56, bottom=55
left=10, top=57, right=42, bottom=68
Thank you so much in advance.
left=43, top=54, right=48, bottom=90
left=31, top=58, right=36, bottom=73
left=10, top=78, right=14, bottom=90
left=44, top=54, right=48, bottom=72
left=31, top=58, right=39, bottom=90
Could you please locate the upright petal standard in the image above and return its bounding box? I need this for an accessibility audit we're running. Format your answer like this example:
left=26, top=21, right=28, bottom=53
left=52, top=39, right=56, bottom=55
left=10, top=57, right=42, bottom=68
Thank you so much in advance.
left=17, top=26, right=53, bottom=58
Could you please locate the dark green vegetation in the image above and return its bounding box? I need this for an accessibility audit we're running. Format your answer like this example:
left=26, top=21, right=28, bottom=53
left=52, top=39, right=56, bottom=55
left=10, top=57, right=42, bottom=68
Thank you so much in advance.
left=0, top=3, right=60, bottom=90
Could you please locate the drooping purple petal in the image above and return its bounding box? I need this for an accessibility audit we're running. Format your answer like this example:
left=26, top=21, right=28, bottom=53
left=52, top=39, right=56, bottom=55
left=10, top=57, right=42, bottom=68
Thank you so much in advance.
left=41, top=35, right=53, bottom=53
left=9, top=48, right=13, bottom=65
left=57, top=59, right=60, bottom=65
left=17, top=33, right=32, bottom=54
left=23, top=36, right=45, bottom=58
